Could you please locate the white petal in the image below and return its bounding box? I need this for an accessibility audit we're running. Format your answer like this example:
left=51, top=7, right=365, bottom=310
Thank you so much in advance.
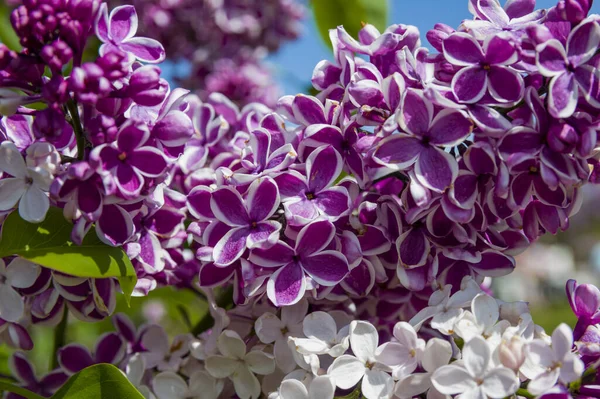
left=482, top=367, right=518, bottom=398
left=274, top=338, right=296, bottom=373
left=462, top=336, right=489, bottom=378
left=0, top=178, right=26, bottom=211
left=422, top=338, right=453, bottom=372
left=281, top=298, right=308, bottom=326
left=5, top=258, right=40, bottom=289
left=204, top=355, right=240, bottom=378
left=525, top=339, right=555, bottom=371
left=217, top=330, right=246, bottom=359
left=551, top=323, right=573, bottom=360
left=244, top=350, right=275, bottom=375
left=458, top=386, right=486, bottom=399
left=0, top=142, right=27, bottom=178
left=327, top=355, right=365, bottom=390
left=232, top=365, right=261, bottom=399
left=526, top=369, right=559, bottom=395
left=472, top=293, right=499, bottom=332
left=152, top=371, right=188, bottom=399
left=290, top=337, right=331, bottom=355
left=350, top=321, right=378, bottom=363
left=141, top=325, right=169, bottom=355
left=188, top=370, right=218, bottom=399
left=430, top=308, right=462, bottom=334
left=431, top=365, right=476, bottom=395
left=126, top=353, right=146, bottom=386
left=19, top=186, right=49, bottom=223
left=394, top=373, right=431, bottom=398
left=361, top=369, right=394, bottom=399
left=308, top=375, right=335, bottom=399
left=392, top=322, right=418, bottom=348
left=375, top=342, right=410, bottom=368
left=0, top=284, right=24, bottom=322
left=558, top=353, right=584, bottom=384
left=255, top=313, right=284, bottom=344
left=303, top=311, right=337, bottom=344
left=280, top=379, right=308, bottom=399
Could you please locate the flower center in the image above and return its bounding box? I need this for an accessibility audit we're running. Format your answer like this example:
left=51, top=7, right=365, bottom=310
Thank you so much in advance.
left=529, top=166, right=538, bottom=174
left=118, top=152, right=127, bottom=161
left=482, top=63, right=491, bottom=71
left=306, top=192, right=315, bottom=200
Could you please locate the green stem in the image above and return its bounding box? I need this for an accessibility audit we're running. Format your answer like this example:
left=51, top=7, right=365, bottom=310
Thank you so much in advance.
left=66, top=99, right=86, bottom=160
left=51, top=305, right=68, bottom=370
left=515, top=388, right=535, bottom=399
left=0, top=381, right=45, bottom=399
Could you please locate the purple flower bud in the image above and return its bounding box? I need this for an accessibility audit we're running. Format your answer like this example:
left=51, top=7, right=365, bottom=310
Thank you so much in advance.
left=32, top=107, right=69, bottom=142
left=87, top=114, right=118, bottom=146
left=95, top=48, right=133, bottom=81
left=426, top=23, right=454, bottom=52
left=40, top=39, right=73, bottom=72
left=558, top=0, right=594, bottom=23
left=127, top=65, right=168, bottom=106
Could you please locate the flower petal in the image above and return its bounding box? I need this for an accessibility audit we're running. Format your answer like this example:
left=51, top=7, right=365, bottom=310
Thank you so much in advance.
left=306, top=145, right=343, bottom=194
left=452, top=66, right=488, bottom=103
left=108, top=5, right=138, bottom=42
left=373, top=135, right=423, bottom=169
left=213, top=227, right=249, bottom=266
left=415, top=146, right=458, bottom=193
left=431, top=365, right=477, bottom=395
left=210, top=187, right=249, bottom=226
left=350, top=321, right=378, bottom=363
left=548, top=72, right=578, bottom=119
left=488, top=66, right=524, bottom=103
left=245, top=177, right=279, bottom=222
left=267, top=262, right=306, bottom=307
left=328, top=355, right=366, bottom=390
left=301, top=251, right=349, bottom=286
left=443, top=33, right=484, bottom=66
left=121, top=37, right=166, bottom=63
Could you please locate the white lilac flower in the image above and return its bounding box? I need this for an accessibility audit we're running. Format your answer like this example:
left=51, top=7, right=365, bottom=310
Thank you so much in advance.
left=141, top=326, right=192, bottom=371
left=125, top=353, right=156, bottom=399
left=0, top=141, right=52, bottom=222
left=327, top=321, right=394, bottom=399
left=269, top=375, right=335, bottom=399
left=375, top=321, right=425, bottom=379
left=255, top=299, right=307, bottom=373
left=521, top=323, right=584, bottom=395
left=289, top=311, right=350, bottom=358
left=410, top=277, right=482, bottom=334
left=205, top=330, right=275, bottom=399
left=394, top=338, right=452, bottom=399
left=431, top=336, right=519, bottom=399
left=0, top=258, right=40, bottom=323
left=190, top=293, right=230, bottom=360
left=152, top=370, right=222, bottom=399
left=454, top=293, right=510, bottom=343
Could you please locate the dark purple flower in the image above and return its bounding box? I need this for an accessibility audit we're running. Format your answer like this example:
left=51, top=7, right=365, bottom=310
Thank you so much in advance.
left=58, top=332, right=126, bottom=375
left=8, top=352, right=67, bottom=399
left=567, top=279, right=600, bottom=340
left=250, top=219, right=349, bottom=306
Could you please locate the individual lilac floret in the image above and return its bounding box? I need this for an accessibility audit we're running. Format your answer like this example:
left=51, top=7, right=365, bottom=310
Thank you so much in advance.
left=7, top=352, right=68, bottom=399
left=566, top=279, right=600, bottom=340
left=95, top=4, right=166, bottom=63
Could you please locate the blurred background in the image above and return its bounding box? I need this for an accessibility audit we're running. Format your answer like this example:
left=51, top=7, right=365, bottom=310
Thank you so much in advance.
left=1, top=0, right=600, bottom=377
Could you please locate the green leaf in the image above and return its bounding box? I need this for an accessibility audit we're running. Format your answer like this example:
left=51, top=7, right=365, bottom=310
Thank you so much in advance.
left=51, top=364, right=144, bottom=399
left=0, top=381, right=45, bottom=399
left=0, top=4, right=21, bottom=51
left=0, top=207, right=136, bottom=303
left=311, top=0, right=388, bottom=48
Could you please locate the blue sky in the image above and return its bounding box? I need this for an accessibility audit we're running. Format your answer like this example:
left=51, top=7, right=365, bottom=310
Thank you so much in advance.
left=269, top=0, right=600, bottom=95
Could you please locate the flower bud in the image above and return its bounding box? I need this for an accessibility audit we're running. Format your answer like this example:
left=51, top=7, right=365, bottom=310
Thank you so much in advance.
left=32, top=107, right=68, bottom=141
left=26, top=142, right=60, bottom=174
left=427, top=23, right=454, bottom=52
left=499, top=336, right=526, bottom=371
left=87, top=114, right=118, bottom=146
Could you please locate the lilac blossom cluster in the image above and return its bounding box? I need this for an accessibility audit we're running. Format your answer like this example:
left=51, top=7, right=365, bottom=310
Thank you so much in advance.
left=10, top=278, right=600, bottom=399
left=118, top=0, right=305, bottom=106
left=0, top=0, right=599, bottom=397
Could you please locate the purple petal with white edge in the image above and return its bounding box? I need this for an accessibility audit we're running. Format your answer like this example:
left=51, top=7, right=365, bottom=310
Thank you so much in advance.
left=342, top=259, right=375, bottom=296
left=95, top=3, right=110, bottom=41
left=212, top=227, right=249, bottom=266
left=121, top=37, right=166, bottom=63
left=250, top=241, right=295, bottom=267
left=129, top=147, right=167, bottom=177
left=296, top=219, right=336, bottom=256
left=469, top=105, right=512, bottom=137
left=442, top=33, right=484, bottom=66
left=306, top=145, right=343, bottom=194
left=292, top=94, right=326, bottom=126
left=9, top=353, right=36, bottom=384
left=95, top=332, right=125, bottom=364
left=382, top=73, right=405, bottom=111
left=58, top=344, right=94, bottom=374
left=567, top=20, right=600, bottom=66
left=115, top=164, right=143, bottom=198
left=267, top=262, right=306, bottom=306
left=210, top=187, right=249, bottom=226
left=40, top=370, right=68, bottom=391
left=312, top=60, right=342, bottom=90
left=485, top=34, right=518, bottom=65
left=398, top=89, right=433, bottom=137
left=487, top=66, right=524, bottom=103
left=7, top=324, right=33, bottom=351
left=415, top=146, right=458, bottom=193
left=536, top=40, right=568, bottom=76
left=2, top=115, right=34, bottom=150
left=574, top=284, right=600, bottom=318
left=348, top=80, right=385, bottom=108
left=116, top=121, right=149, bottom=152
left=397, top=263, right=430, bottom=292
left=498, top=127, right=543, bottom=156
left=187, top=186, right=215, bottom=220
left=534, top=177, right=566, bottom=207
left=428, top=109, right=472, bottom=146
left=313, top=187, right=351, bottom=219
left=301, top=251, right=349, bottom=286
left=536, top=202, right=563, bottom=235
left=359, top=225, right=391, bottom=256
left=504, top=0, right=535, bottom=19
left=112, top=313, right=136, bottom=343
left=548, top=72, right=578, bottom=119
left=574, top=65, right=600, bottom=108
left=471, top=251, right=515, bottom=277
left=138, top=232, right=164, bottom=273
left=397, top=228, right=430, bottom=268
left=95, top=204, right=134, bottom=246
left=452, top=66, right=488, bottom=103
left=246, top=177, right=280, bottom=222
left=247, top=221, right=281, bottom=249
left=108, top=5, right=138, bottom=42
left=303, top=124, right=343, bottom=149
left=152, top=111, right=193, bottom=147
left=199, top=262, right=235, bottom=287
left=285, top=198, right=317, bottom=224
left=273, top=171, right=307, bottom=198
left=477, top=0, right=510, bottom=25
left=373, top=135, right=423, bottom=169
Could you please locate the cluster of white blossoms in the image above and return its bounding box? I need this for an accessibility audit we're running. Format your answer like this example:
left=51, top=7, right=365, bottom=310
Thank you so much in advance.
left=136, top=276, right=596, bottom=399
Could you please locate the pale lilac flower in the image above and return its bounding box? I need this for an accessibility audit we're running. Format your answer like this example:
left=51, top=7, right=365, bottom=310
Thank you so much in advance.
left=140, top=326, right=192, bottom=371
left=0, top=141, right=52, bottom=222
left=152, top=370, right=221, bottom=399
left=0, top=258, right=40, bottom=322
left=273, top=376, right=335, bottom=399
left=454, top=293, right=510, bottom=342
left=289, top=311, right=350, bottom=357
left=375, top=322, right=425, bottom=379
left=431, top=336, right=519, bottom=399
